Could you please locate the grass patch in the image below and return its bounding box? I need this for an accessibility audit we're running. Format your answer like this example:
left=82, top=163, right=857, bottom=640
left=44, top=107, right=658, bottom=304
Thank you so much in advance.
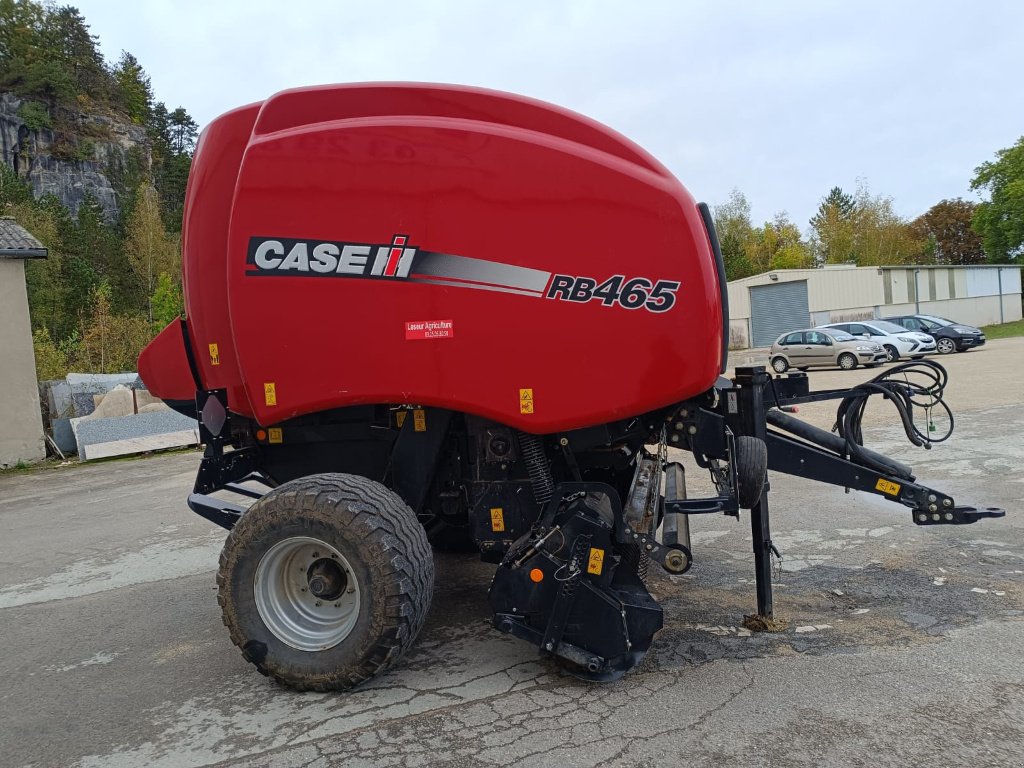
left=980, top=319, right=1024, bottom=339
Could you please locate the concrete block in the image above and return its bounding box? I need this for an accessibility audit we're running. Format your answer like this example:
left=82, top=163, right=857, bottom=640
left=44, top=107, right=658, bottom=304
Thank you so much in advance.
left=91, top=385, right=136, bottom=418
left=66, top=372, right=141, bottom=417
left=51, top=417, right=76, bottom=455
left=135, top=389, right=162, bottom=410
left=70, top=410, right=199, bottom=461
left=71, top=392, right=97, bottom=418
left=66, top=372, right=140, bottom=388
left=43, top=380, right=74, bottom=420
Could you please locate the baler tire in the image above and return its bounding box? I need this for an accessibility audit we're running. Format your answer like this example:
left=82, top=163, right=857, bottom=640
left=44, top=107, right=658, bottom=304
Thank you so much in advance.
left=734, top=436, right=768, bottom=509
left=217, top=473, right=434, bottom=692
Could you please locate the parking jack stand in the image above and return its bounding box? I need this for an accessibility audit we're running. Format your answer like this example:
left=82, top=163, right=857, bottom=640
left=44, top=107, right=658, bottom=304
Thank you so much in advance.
left=733, top=367, right=779, bottom=628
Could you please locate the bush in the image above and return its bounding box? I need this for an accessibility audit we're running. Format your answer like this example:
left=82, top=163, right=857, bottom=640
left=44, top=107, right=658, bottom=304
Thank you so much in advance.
left=32, top=328, right=68, bottom=380
left=74, top=285, right=154, bottom=373
left=16, top=100, right=52, bottom=132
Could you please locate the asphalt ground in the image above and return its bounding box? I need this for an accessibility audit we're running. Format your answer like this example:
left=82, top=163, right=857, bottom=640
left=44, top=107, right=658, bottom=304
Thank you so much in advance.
left=1, top=338, right=1022, bottom=767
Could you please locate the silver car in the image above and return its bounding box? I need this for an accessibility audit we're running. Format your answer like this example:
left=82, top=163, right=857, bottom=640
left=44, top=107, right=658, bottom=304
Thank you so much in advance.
left=770, top=328, right=887, bottom=372
left=817, top=320, right=936, bottom=361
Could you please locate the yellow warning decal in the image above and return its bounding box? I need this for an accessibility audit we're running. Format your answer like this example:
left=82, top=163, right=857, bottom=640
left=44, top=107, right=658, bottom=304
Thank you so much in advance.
left=394, top=410, right=407, bottom=427
left=875, top=478, right=901, bottom=496
left=519, top=388, right=534, bottom=415
left=268, top=427, right=283, bottom=444
left=490, top=507, right=505, bottom=532
left=208, top=343, right=220, bottom=366
left=264, top=382, right=277, bottom=406
left=413, top=409, right=427, bottom=432
left=587, top=547, right=605, bottom=575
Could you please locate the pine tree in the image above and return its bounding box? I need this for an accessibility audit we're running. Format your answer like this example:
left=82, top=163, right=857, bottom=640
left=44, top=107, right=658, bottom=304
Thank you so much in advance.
left=809, top=186, right=857, bottom=263
left=113, top=51, right=152, bottom=124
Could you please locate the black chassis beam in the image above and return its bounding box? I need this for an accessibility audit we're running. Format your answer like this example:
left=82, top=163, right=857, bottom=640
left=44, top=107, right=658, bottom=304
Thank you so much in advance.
left=764, top=429, right=1002, bottom=526
left=668, top=366, right=1004, bottom=622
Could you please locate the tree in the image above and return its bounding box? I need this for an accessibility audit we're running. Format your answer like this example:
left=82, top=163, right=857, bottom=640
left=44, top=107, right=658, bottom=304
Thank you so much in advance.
left=0, top=0, right=75, bottom=102
left=149, top=102, right=195, bottom=229
left=809, top=186, right=856, bottom=264
left=0, top=161, right=34, bottom=207
left=713, top=189, right=755, bottom=280
left=167, top=107, right=198, bottom=155
left=748, top=212, right=812, bottom=273
left=76, top=283, right=153, bottom=373
left=125, top=183, right=178, bottom=320
left=147, top=101, right=171, bottom=147
left=150, top=271, right=183, bottom=328
left=850, top=184, right=925, bottom=266
left=43, top=5, right=109, bottom=103
left=810, top=182, right=924, bottom=266
left=113, top=51, right=152, bottom=124
left=970, top=136, right=1024, bottom=262
left=911, top=199, right=985, bottom=265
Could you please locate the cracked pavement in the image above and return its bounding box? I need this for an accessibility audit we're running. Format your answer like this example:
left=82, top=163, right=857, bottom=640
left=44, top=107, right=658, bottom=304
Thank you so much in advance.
left=2, top=339, right=1022, bottom=767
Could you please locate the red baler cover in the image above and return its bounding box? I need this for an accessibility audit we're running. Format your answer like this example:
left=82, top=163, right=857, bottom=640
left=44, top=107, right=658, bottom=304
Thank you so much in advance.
left=139, top=83, right=724, bottom=433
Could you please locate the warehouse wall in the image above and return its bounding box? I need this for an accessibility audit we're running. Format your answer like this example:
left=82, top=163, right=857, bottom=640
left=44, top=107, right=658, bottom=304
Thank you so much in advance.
left=728, top=265, right=1022, bottom=349
left=0, top=258, right=45, bottom=467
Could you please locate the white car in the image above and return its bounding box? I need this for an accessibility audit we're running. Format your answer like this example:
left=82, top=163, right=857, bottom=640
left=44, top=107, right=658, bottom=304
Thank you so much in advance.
left=817, top=320, right=936, bottom=362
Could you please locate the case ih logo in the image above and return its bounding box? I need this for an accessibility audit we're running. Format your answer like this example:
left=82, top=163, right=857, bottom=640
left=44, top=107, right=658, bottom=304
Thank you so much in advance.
left=246, top=235, right=679, bottom=313
left=247, top=235, right=416, bottom=278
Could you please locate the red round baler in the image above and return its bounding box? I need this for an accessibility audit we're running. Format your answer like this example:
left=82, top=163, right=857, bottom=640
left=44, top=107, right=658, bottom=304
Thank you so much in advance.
left=139, top=83, right=1002, bottom=692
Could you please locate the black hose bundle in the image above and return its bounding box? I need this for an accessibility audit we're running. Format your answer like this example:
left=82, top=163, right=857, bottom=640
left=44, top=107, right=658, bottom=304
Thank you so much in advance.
left=834, top=360, right=954, bottom=468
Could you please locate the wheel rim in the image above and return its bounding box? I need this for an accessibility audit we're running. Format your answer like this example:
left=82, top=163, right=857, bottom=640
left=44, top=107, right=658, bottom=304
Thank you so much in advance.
left=839, top=354, right=855, bottom=370
left=254, top=536, right=361, bottom=651
left=772, top=358, right=787, bottom=372
left=937, top=338, right=954, bottom=354
left=884, top=346, right=897, bottom=362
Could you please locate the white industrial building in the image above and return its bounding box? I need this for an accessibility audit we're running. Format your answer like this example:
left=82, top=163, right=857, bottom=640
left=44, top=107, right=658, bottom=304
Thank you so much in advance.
left=727, top=264, right=1022, bottom=349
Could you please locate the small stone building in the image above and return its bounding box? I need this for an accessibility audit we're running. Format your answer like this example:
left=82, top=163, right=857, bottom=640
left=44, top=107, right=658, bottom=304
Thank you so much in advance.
left=0, top=216, right=47, bottom=466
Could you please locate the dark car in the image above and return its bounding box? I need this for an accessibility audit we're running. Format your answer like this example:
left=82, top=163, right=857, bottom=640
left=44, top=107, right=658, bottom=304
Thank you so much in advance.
left=882, top=314, right=986, bottom=355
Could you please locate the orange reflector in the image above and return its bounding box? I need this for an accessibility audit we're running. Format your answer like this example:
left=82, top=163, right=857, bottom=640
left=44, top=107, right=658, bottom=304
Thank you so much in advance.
left=256, top=429, right=267, bottom=441
left=529, top=568, right=544, bottom=583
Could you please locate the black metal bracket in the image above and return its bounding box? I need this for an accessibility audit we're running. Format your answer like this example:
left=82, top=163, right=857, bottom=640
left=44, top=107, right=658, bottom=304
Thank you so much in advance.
left=388, top=407, right=453, bottom=514
left=193, top=446, right=261, bottom=495
left=540, top=534, right=591, bottom=653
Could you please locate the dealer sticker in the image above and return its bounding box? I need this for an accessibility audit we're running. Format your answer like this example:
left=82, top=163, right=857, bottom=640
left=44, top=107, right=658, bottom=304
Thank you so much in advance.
left=405, top=319, right=454, bottom=340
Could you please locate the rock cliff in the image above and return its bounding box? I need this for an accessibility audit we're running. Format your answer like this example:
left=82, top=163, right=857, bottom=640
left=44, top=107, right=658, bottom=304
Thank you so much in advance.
left=0, top=92, right=150, bottom=221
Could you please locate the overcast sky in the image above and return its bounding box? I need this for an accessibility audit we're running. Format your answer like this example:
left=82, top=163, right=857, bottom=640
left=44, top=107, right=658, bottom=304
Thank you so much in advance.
left=72, top=0, right=1024, bottom=232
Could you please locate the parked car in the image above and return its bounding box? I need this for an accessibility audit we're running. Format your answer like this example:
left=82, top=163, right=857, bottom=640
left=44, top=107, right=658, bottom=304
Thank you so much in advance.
left=770, top=328, right=887, bottom=372
left=882, top=314, right=986, bottom=354
left=817, top=320, right=936, bottom=361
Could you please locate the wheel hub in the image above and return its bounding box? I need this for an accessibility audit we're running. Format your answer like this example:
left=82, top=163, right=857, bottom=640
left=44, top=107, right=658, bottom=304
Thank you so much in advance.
left=307, top=558, right=346, bottom=600
left=253, top=537, right=361, bottom=651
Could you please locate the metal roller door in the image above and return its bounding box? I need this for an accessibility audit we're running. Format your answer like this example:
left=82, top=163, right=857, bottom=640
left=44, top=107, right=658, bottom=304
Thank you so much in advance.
left=750, top=281, right=810, bottom=347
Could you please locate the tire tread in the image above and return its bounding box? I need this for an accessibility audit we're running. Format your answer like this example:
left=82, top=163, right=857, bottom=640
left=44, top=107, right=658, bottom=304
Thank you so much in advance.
left=217, top=473, right=434, bottom=692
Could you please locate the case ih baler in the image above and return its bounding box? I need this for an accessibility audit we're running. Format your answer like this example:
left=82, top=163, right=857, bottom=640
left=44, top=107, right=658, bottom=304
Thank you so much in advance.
left=139, top=83, right=1003, bottom=690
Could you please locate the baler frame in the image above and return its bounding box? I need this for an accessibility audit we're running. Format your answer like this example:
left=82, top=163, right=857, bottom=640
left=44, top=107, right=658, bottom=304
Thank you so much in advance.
left=186, top=360, right=1004, bottom=631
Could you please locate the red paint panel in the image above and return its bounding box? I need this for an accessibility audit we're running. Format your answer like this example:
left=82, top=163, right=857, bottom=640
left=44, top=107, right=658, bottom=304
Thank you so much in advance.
left=177, top=101, right=262, bottom=414
left=141, top=84, right=723, bottom=432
